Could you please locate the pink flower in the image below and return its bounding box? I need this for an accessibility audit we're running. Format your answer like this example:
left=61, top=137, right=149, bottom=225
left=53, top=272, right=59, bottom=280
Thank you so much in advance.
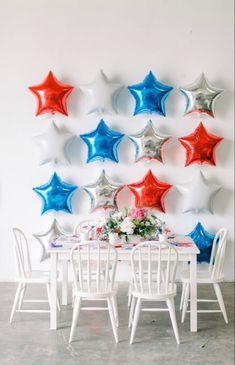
left=128, top=208, right=145, bottom=221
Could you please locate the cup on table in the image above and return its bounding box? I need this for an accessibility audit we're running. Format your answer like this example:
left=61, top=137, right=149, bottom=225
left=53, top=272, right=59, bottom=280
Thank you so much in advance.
left=80, top=231, right=89, bottom=242
left=158, top=233, right=168, bottom=242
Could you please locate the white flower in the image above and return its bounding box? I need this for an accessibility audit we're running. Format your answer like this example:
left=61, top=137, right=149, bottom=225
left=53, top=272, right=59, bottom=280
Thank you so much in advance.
left=112, top=211, right=124, bottom=220
left=120, top=218, right=135, bottom=235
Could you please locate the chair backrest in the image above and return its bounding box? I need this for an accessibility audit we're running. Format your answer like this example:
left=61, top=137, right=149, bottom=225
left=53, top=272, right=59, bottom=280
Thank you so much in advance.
left=131, top=241, right=178, bottom=296
left=12, top=228, right=32, bottom=279
left=209, top=228, right=227, bottom=280
left=73, top=220, right=96, bottom=235
left=70, top=240, right=117, bottom=294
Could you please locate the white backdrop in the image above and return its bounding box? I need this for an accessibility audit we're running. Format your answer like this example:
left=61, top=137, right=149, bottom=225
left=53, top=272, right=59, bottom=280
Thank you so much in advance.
left=0, top=0, right=234, bottom=281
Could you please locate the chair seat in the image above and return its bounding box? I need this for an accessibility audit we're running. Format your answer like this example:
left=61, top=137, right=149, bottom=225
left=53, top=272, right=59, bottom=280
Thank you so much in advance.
left=180, top=270, right=224, bottom=284
left=15, top=270, right=59, bottom=283
left=132, top=283, right=177, bottom=300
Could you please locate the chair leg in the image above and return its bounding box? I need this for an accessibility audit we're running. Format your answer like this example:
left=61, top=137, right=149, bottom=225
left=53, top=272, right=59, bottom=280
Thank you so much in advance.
left=107, top=297, right=119, bottom=343
left=9, top=283, right=22, bottom=324
left=46, top=283, right=52, bottom=309
left=111, top=295, right=119, bottom=327
left=167, top=298, right=180, bottom=344
left=128, top=296, right=137, bottom=329
left=18, top=283, right=27, bottom=310
left=181, top=282, right=190, bottom=323
left=180, top=282, right=186, bottom=311
left=213, top=283, right=228, bottom=324
left=69, top=297, right=82, bottom=343
left=130, top=298, right=141, bottom=344
left=128, top=282, right=132, bottom=308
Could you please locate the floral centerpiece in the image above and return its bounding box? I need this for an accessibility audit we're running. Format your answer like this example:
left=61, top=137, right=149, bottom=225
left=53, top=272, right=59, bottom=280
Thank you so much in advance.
left=97, top=208, right=166, bottom=243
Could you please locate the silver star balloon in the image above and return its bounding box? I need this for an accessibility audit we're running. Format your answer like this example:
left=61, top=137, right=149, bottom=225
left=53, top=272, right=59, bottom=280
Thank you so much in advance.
left=33, top=219, right=69, bottom=262
left=180, top=73, right=223, bottom=117
left=176, top=170, right=221, bottom=214
left=83, top=170, right=123, bottom=212
left=80, top=69, right=123, bottom=114
left=128, top=120, right=170, bottom=163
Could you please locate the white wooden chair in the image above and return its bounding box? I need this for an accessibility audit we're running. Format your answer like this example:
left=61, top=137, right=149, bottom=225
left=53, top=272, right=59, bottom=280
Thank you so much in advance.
left=10, top=228, right=60, bottom=324
left=129, top=241, right=180, bottom=344
left=69, top=240, right=118, bottom=343
left=180, top=228, right=228, bottom=324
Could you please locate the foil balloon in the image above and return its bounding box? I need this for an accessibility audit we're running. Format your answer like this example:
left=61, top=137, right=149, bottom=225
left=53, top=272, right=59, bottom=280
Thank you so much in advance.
left=180, top=73, right=223, bottom=117
left=33, top=172, right=78, bottom=214
left=33, top=219, right=69, bottom=262
left=80, top=69, right=122, bottom=114
left=33, top=121, right=75, bottom=165
left=83, top=169, right=123, bottom=212
left=128, top=71, right=173, bottom=116
left=178, top=122, right=223, bottom=166
left=128, top=169, right=172, bottom=213
left=186, top=222, right=215, bottom=263
left=128, top=120, right=170, bottom=163
left=29, top=71, right=74, bottom=116
left=176, top=170, right=221, bottom=214
left=80, top=119, right=124, bottom=163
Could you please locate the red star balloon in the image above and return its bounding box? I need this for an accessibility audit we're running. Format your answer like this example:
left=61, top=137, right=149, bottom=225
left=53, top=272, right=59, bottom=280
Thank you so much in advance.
left=178, top=122, right=223, bottom=166
left=128, top=169, right=172, bottom=213
left=29, top=71, right=74, bottom=116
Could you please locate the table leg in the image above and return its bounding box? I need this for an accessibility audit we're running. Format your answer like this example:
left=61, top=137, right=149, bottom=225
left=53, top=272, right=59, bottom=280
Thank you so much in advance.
left=190, top=254, right=197, bottom=332
left=50, top=252, right=58, bottom=330
left=62, top=259, right=68, bottom=306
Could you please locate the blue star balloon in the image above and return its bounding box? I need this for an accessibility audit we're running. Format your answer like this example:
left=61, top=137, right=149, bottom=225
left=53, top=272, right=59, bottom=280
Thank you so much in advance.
left=128, top=71, right=173, bottom=116
left=33, top=172, right=78, bottom=214
left=80, top=119, right=124, bottom=163
left=187, top=222, right=215, bottom=263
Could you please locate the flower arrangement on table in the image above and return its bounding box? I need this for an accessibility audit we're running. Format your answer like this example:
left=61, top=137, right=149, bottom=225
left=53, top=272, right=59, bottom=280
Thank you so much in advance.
left=96, top=208, right=166, bottom=243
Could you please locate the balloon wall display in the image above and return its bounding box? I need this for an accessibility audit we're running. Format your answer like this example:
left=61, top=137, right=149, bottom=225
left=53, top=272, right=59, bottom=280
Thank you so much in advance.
left=83, top=169, right=123, bottom=212
left=176, top=170, right=221, bottom=214
left=80, top=69, right=122, bottom=114
left=80, top=119, right=124, bottom=163
left=128, top=169, right=172, bottom=212
left=33, top=172, right=78, bottom=214
left=178, top=122, right=223, bottom=166
left=180, top=72, right=223, bottom=117
left=29, top=71, right=74, bottom=116
left=128, top=71, right=173, bottom=116
left=186, top=222, right=215, bottom=263
left=33, top=121, right=74, bottom=165
left=128, top=120, right=170, bottom=163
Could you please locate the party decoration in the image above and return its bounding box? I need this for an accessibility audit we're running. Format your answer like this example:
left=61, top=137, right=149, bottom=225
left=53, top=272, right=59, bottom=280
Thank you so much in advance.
left=128, top=169, right=172, bottom=212
left=186, top=222, right=215, bottom=263
left=33, top=122, right=75, bottom=165
left=180, top=73, right=223, bottom=117
left=128, top=71, right=173, bottom=116
left=80, top=119, right=124, bottom=163
left=29, top=71, right=74, bottom=116
left=178, top=122, right=223, bottom=166
left=83, top=169, right=123, bottom=212
left=33, top=172, right=78, bottom=214
left=176, top=170, right=221, bottom=214
left=128, top=120, right=170, bottom=163
left=33, top=219, right=68, bottom=262
left=80, top=69, right=122, bottom=114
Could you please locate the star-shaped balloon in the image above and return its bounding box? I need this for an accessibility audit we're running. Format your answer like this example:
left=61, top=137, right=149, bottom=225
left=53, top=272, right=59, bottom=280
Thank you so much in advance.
left=128, top=169, right=172, bottom=212
left=186, top=222, right=215, bottom=263
left=180, top=73, right=223, bottom=117
left=80, top=119, right=124, bottom=163
left=33, top=122, right=75, bottom=165
left=83, top=169, right=123, bottom=212
left=128, top=71, right=173, bottom=116
left=128, top=120, right=170, bottom=163
left=176, top=170, right=221, bottom=214
left=33, top=172, right=78, bottom=214
left=29, top=71, right=74, bottom=116
left=80, top=69, right=122, bottom=114
left=33, top=219, right=68, bottom=262
left=178, top=122, right=223, bottom=166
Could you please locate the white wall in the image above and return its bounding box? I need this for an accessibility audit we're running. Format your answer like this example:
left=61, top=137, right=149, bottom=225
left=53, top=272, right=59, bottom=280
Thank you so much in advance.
left=0, top=0, right=234, bottom=281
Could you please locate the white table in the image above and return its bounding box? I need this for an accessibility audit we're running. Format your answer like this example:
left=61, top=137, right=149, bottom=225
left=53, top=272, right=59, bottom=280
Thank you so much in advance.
left=48, top=239, right=199, bottom=332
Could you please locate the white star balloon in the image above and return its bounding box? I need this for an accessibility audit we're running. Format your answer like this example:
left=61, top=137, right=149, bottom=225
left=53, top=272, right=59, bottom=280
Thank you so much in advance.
left=33, top=219, right=69, bottom=262
left=176, top=170, right=221, bottom=214
left=33, top=121, right=74, bottom=165
left=80, top=69, right=122, bottom=114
